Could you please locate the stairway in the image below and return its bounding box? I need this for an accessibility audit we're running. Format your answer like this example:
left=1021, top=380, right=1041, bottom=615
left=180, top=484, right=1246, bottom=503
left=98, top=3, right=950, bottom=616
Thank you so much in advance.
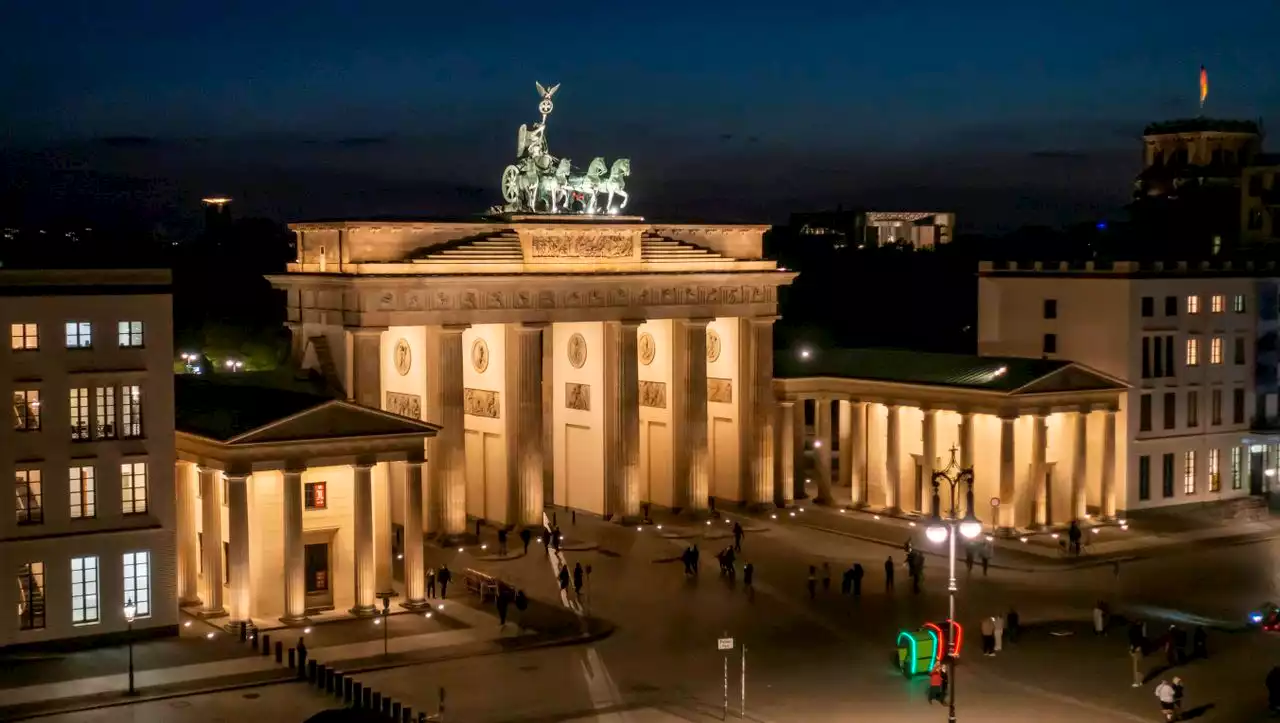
left=641, top=234, right=726, bottom=262
left=414, top=232, right=524, bottom=264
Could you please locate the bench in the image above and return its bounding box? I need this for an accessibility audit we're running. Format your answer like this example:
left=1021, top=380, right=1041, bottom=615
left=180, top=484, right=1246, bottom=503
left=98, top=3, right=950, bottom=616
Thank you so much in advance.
left=463, top=568, right=500, bottom=602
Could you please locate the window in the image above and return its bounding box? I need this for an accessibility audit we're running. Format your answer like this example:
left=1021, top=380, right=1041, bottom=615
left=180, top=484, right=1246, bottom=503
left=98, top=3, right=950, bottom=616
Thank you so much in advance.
left=1187, top=391, right=1199, bottom=427
left=1165, top=296, right=1178, bottom=316
left=121, top=462, right=147, bottom=515
left=1164, top=337, right=1175, bottom=377
left=1187, top=295, right=1201, bottom=314
left=1184, top=450, right=1197, bottom=494
left=70, top=556, right=99, bottom=626
left=1162, top=453, right=1175, bottom=498
left=304, top=482, right=327, bottom=510
left=10, top=323, right=38, bottom=350
left=65, top=322, right=92, bottom=349
left=1232, top=447, right=1243, bottom=489
left=1211, top=294, right=1225, bottom=313
left=1163, top=392, right=1177, bottom=430
left=1211, top=389, right=1223, bottom=425
left=1186, top=338, right=1200, bottom=366
left=1141, top=297, right=1154, bottom=317
left=1209, top=449, right=1221, bottom=492
left=94, top=387, right=116, bottom=439
left=15, top=469, right=42, bottom=524
left=18, top=563, right=46, bottom=631
left=1151, top=337, right=1163, bottom=377
left=1235, top=337, right=1247, bottom=366
left=69, top=465, right=95, bottom=519
left=1140, top=394, right=1153, bottom=432
left=1142, top=338, right=1151, bottom=379
left=1233, top=388, right=1246, bottom=424
left=1234, top=294, right=1247, bottom=313
left=1042, top=334, right=1057, bottom=354
left=121, top=385, right=142, bottom=438
left=122, top=551, right=150, bottom=618
left=70, top=388, right=89, bottom=440
left=1210, top=337, right=1223, bottom=365
left=1138, top=456, right=1151, bottom=501
left=13, top=390, right=40, bottom=431
left=1043, top=299, right=1058, bottom=319
left=117, top=321, right=144, bottom=348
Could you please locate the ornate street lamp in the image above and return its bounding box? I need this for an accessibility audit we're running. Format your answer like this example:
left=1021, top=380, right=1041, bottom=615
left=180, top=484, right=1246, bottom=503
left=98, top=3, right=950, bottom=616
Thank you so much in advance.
left=123, top=599, right=138, bottom=696
left=926, top=447, right=981, bottom=723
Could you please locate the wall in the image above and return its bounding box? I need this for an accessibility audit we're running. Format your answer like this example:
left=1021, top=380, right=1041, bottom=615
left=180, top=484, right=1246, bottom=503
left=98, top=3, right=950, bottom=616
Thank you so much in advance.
left=552, top=322, right=606, bottom=514
left=706, top=318, right=741, bottom=501
left=637, top=320, right=674, bottom=508
left=463, top=324, right=508, bottom=523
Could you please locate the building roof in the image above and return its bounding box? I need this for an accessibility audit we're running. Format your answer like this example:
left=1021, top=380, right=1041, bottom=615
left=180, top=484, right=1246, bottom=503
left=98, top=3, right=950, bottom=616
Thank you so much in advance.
left=775, top=348, right=1122, bottom=393
left=1143, top=118, right=1261, bottom=136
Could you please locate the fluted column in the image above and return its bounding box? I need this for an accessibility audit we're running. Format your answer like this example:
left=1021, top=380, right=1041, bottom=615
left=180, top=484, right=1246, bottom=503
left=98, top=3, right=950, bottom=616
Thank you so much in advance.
left=885, top=404, right=900, bottom=511
left=350, top=462, right=376, bottom=615
left=198, top=466, right=224, bottom=616
left=791, top=399, right=807, bottom=500
left=775, top=400, right=796, bottom=507
left=673, top=318, right=711, bottom=512
left=959, top=412, right=974, bottom=517
left=743, top=316, right=777, bottom=508
left=814, top=397, right=834, bottom=503
left=604, top=320, right=642, bottom=520
left=401, top=460, right=427, bottom=609
left=428, top=324, right=469, bottom=537
left=850, top=401, right=867, bottom=507
left=920, top=408, right=937, bottom=514
left=347, top=327, right=383, bottom=408
left=1031, top=413, right=1048, bottom=527
left=1071, top=408, right=1089, bottom=521
left=507, top=323, right=546, bottom=526
left=281, top=468, right=305, bottom=623
left=542, top=325, right=555, bottom=505
left=999, top=415, right=1016, bottom=530
left=1101, top=407, right=1117, bottom=519
left=837, top=400, right=854, bottom=489
left=176, top=463, right=200, bottom=606
left=226, top=473, right=251, bottom=622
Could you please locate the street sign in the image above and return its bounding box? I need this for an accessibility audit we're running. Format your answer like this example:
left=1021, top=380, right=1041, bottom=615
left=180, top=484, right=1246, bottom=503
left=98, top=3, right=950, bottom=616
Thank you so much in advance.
left=718, top=637, right=734, bottom=650
left=989, top=497, right=1001, bottom=508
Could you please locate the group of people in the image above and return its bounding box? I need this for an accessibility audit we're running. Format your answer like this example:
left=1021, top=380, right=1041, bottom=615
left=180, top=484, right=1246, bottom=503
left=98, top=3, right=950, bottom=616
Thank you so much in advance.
left=978, top=609, right=1019, bottom=655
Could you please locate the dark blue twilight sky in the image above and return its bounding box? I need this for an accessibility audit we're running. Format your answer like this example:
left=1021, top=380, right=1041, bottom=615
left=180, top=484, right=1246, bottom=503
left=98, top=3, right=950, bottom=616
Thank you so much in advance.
left=2, top=0, right=1279, bottom=230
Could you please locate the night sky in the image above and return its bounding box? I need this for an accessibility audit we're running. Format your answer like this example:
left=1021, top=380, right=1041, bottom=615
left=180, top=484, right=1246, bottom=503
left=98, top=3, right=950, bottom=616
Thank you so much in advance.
left=3, top=0, right=1279, bottom=231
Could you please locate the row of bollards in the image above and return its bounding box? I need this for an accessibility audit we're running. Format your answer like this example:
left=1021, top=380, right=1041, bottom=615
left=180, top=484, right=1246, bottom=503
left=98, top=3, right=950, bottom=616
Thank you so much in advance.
left=303, top=658, right=438, bottom=722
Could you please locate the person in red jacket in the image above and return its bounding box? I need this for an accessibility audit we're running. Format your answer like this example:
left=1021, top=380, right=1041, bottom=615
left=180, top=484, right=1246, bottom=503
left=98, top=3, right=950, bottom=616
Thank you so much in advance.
left=928, top=667, right=944, bottom=704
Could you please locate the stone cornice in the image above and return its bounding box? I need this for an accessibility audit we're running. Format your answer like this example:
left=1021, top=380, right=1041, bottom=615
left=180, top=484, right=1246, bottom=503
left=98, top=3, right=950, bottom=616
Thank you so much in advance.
left=773, top=377, right=1123, bottom=417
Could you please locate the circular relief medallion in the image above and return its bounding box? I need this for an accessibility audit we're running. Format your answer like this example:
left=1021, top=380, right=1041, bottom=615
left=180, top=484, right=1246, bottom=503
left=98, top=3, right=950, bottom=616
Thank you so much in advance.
left=706, top=329, right=722, bottom=363
left=567, top=333, right=588, bottom=369
left=638, top=332, right=656, bottom=366
left=470, top=338, right=490, bottom=373
left=393, top=339, right=412, bottom=376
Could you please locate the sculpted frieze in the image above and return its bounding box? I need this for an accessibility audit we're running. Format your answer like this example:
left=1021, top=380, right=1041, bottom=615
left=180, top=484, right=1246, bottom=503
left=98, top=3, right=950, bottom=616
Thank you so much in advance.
left=639, top=380, right=666, bottom=409
left=385, top=391, right=422, bottom=420
left=566, top=382, right=591, bottom=411
left=530, top=232, right=634, bottom=258
left=708, top=378, right=733, bottom=404
left=329, top=282, right=780, bottom=315
left=464, top=388, right=500, bottom=418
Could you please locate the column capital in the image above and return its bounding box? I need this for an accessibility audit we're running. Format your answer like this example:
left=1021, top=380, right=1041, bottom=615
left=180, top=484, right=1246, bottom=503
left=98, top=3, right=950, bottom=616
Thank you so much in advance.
left=441, top=323, right=471, bottom=334
left=406, top=459, right=425, bottom=469
left=517, top=321, right=550, bottom=331
left=921, top=406, right=937, bottom=417
left=1103, top=404, right=1119, bottom=415
left=680, top=317, right=715, bottom=328
left=778, top=399, right=796, bottom=408
left=345, top=326, right=388, bottom=336
left=749, top=314, right=781, bottom=325
left=225, top=472, right=251, bottom=483
left=283, top=465, right=307, bottom=477
left=999, top=412, right=1018, bottom=422
left=615, top=318, right=645, bottom=330
left=354, top=461, right=376, bottom=471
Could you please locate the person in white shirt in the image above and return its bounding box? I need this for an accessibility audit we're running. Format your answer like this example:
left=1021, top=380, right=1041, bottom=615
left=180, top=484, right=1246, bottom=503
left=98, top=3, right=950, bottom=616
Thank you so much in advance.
left=1154, top=679, right=1176, bottom=719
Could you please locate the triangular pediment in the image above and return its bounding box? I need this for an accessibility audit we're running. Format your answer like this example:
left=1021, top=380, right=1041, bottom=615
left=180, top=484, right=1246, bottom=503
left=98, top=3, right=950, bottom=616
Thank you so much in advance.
left=1010, top=364, right=1128, bottom=395
left=229, top=401, right=440, bottom=445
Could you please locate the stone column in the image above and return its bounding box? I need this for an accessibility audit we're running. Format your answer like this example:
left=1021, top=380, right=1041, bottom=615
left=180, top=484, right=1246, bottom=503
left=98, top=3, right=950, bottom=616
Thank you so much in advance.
left=603, top=320, right=642, bottom=520
left=792, top=400, right=807, bottom=501
left=1071, top=408, right=1089, bottom=521
left=198, top=466, right=224, bottom=616
left=401, top=460, right=427, bottom=609
left=428, top=324, right=469, bottom=537
left=1101, top=407, right=1118, bottom=519
left=838, top=400, right=854, bottom=489
left=849, top=401, right=867, bottom=507
left=999, top=415, right=1016, bottom=530
left=959, top=412, right=974, bottom=517
left=176, top=463, right=200, bottom=606
left=347, top=327, right=383, bottom=409
left=542, top=326, right=555, bottom=505
left=921, top=408, right=937, bottom=514
left=885, top=404, right=900, bottom=511
left=281, top=468, right=305, bottom=623
left=743, top=316, right=777, bottom=508
left=1031, top=413, right=1048, bottom=527
left=350, top=462, right=377, bottom=615
left=672, top=318, right=711, bottom=513
left=775, top=400, right=796, bottom=507
left=507, top=323, right=546, bottom=527
left=814, top=397, right=834, bottom=503
left=226, top=473, right=251, bottom=622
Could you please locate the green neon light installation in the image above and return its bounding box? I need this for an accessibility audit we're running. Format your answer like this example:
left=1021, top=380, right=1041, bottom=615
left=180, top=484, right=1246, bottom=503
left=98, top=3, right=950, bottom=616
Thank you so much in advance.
left=896, top=631, right=919, bottom=675
left=924, top=628, right=941, bottom=672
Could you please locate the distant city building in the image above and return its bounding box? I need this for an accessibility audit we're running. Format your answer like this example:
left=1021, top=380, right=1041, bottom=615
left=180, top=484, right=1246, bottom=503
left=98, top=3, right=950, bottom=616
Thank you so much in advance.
left=790, top=208, right=954, bottom=250
left=1242, top=155, right=1280, bottom=244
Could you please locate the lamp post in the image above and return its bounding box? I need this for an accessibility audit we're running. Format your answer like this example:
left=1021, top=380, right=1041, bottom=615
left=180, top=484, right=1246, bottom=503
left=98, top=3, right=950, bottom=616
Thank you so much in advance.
left=123, top=599, right=137, bottom=696
left=925, top=447, right=982, bottom=723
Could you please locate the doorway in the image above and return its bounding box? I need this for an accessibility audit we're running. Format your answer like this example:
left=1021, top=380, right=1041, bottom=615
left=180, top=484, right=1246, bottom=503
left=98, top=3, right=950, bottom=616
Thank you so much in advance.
left=304, top=542, right=333, bottom=611
left=1251, top=449, right=1267, bottom=495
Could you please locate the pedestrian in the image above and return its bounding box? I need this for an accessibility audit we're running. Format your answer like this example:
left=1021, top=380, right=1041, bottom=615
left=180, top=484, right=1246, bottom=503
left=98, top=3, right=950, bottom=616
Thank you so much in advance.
left=993, top=612, right=1005, bottom=651
left=733, top=522, right=744, bottom=552
left=1068, top=519, right=1082, bottom=556
left=426, top=566, right=437, bottom=598
left=691, top=545, right=700, bottom=574
left=552, top=526, right=562, bottom=551
left=911, top=564, right=922, bottom=595
left=1130, top=644, right=1144, bottom=688
left=807, top=565, right=817, bottom=600
left=1191, top=626, right=1207, bottom=660
left=541, top=529, right=550, bottom=552
left=1006, top=607, right=1020, bottom=643
left=906, top=551, right=917, bottom=579
left=981, top=616, right=996, bottom=656
left=1171, top=676, right=1185, bottom=718
left=821, top=562, right=832, bottom=592
left=927, top=666, right=944, bottom=704
left=497, top=528, right=508, bottom=555
left=884, top=556, right=895, bottom=591
left=965, top=544, right=974, bottom=574
left=852, top=563, right=864, bottom=597
left=438, top=565, right=452, bottom=598
left=573, top=562, right=584, bottom=595
left=475, top=518, right=482, bottom=538
left=743, top=561, right=754, bottom=598
left=681, top=547, right=693, bottom=576
left=981, top=541, right=991, bottom=576
left=1093, top=601, right=1106, bottom=635
left=520, top=527, right=532, bottom=555
left=1129, top=620, right=1145, bottom=652
left=496, top=586, right=511, bottom=626
left=1154, top=679, right=1176, bottom=719
left=840, top=567, right=852, bottom=595
left=297, top=637, right=308, bottom=673
left=558, top=563, right=570, bottom=592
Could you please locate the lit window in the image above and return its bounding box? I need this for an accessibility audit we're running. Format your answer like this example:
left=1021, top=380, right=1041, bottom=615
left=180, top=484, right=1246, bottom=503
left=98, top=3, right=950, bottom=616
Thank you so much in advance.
left=121, top=385, right=142, bottom=438
left=94, top=387, right=116, bottom=439
left=69, top=465, right=96, bottom=519
left=65, top=322, right=92, bottom=349
left=10, top=323, right=38, bottom=350
left=1208, top=449, right=1221, bottom=492
left=1232, top=447, right=1243, bottom=489
left=1183, top=450, right=1196, bottom=494
left=1210, top=294, right=1225, bottom=313
left=1187, top=295, right=1200, bottom=314
left=1233, top=295, right=1247, bottom=313
left=70, top=388, right=89, bottom=440
left=121, top=462, right=148, bottom=515
left=70, top=556, right=100, bottom=626
left=1185, top=338, right=1200, bottom=366
left=305, top=481, right=327, bottom=509
left=122, top=551, right=150, bottom=618
left=13, top=390, right=41, bottom=431
left=1209, top=337, right=1223, bottom=365
left=18, top=562, right=46, bottom=630
left=117, top=321, right=144, bottom=348
left=15, top=469, right=42, bottom=525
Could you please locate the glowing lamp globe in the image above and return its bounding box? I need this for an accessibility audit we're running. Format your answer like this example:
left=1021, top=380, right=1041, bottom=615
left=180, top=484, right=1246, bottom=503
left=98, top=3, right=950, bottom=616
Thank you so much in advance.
left=123, top=599, right=137, bottom=624
left=925, top=524, right=948, bottom=543
left=959, top=519, right=983, bottom=540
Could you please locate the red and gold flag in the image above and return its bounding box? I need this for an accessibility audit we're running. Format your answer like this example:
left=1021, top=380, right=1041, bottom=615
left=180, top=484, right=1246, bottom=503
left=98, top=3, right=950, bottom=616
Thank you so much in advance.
left=1200, top=65, right=1209, bottom=107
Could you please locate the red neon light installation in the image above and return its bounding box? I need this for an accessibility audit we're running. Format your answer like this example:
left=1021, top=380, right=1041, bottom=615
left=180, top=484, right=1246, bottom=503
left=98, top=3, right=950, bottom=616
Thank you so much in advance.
left=923, top=620, right=965, bottom=669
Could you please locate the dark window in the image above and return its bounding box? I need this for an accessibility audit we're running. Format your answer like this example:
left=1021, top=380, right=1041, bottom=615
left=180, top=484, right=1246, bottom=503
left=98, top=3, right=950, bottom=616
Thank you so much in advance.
left=1235, top=336, right=1246, bottom=365
left=1138, top=456, right=1151, bottom=501
left=1233, top=388, right=1246, bottom=424
left=1042, top=334, right=1057, bottom=354
left=1250, top=174, right=1264, bottom=196
left=1165, top=336, right=1175, bottom=377
left=1162, top=453, right=1175, bottom=498
left=1165, top=296, right=1178, bottom=316
left=1142, top=338, right=1151, bottom=379
left=1153, top=338, right=1164, bottom=378
left=1187, top=390, right=1199, bottom=427
left=1043, top=299, right=1057, bottom=319
left=1211, top=389, right=1223, bottom=425
left=1249, top=210, right=1265, bottom=230
left=304, top=482, right=327, bottom=510
left=1140, top=394, right=1153, bottom=432
left=1163, top=392, right=1177, bottom=430
left=1141, top=297, right=1154, bottom=317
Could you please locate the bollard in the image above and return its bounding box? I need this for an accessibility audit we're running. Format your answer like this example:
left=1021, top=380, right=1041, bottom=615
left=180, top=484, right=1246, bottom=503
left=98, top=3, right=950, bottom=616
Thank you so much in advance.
left=323, top=666, right=332, bottom=693
left=288, top=648, right=296, bottom=670
left=308, top=659, right=317, bottom=683
left=392, top=702, right=401, bottom=720
left=344, top=677, right=353, bottom=704
left=382, top=697, right=392, bottom=717
left=372, top=692, right=382, bottom=712
left=261, top=633, right=271, bottom=656
left=354, top=683, right=364, bottom=708
left=332, top=672, right=343, bottom=697
left=275, top=641, right=283, bottom=663
left=402, top=707, right=411, bottom=723
left=362, top=686, right=372, bottom=710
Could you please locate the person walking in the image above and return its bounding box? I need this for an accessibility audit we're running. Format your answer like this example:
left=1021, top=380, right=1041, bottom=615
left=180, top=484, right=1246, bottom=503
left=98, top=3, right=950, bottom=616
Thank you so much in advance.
left=552, top=526, right=562, bottom=551
left=993, top=612, right=1005, bottom=652
left=496, top=586, right=511, bottom=627
left=681, top=546, right=694, bottom=576
left=981, top=616, right=996, bottom=656
left=733, top=522, right=744, bottom=552
left=852, top=563, right=864, bottom=597
left=1130, top=644, right=1144, bottom=688
left=573, top=562, right=584, bottom=596
left=438, top=565, right=452, bottom=599
left=426, top=566, right=437, bottom=598
left=558, top=563, right=570, bottom=592
left=884, top=556, right=895, bottom=591
left=965, top=544, right=974, bottom=574
left=1154, top=679, right=1176, bottom=720
left=1068, top=519, right=1082, bottom=556
left=1129, top=620, right=1146, bottom=652
left=497, top=528, right=509, bottom=555
left=520, top=527, right=532, bottom=555
left=1093, top=601, right=1106, bottom=635
left=821, top=562, right=832, bottom=593
left=807, top=565, right=817, bottom=600
left=1171, top=676, right=1185, bottom=719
